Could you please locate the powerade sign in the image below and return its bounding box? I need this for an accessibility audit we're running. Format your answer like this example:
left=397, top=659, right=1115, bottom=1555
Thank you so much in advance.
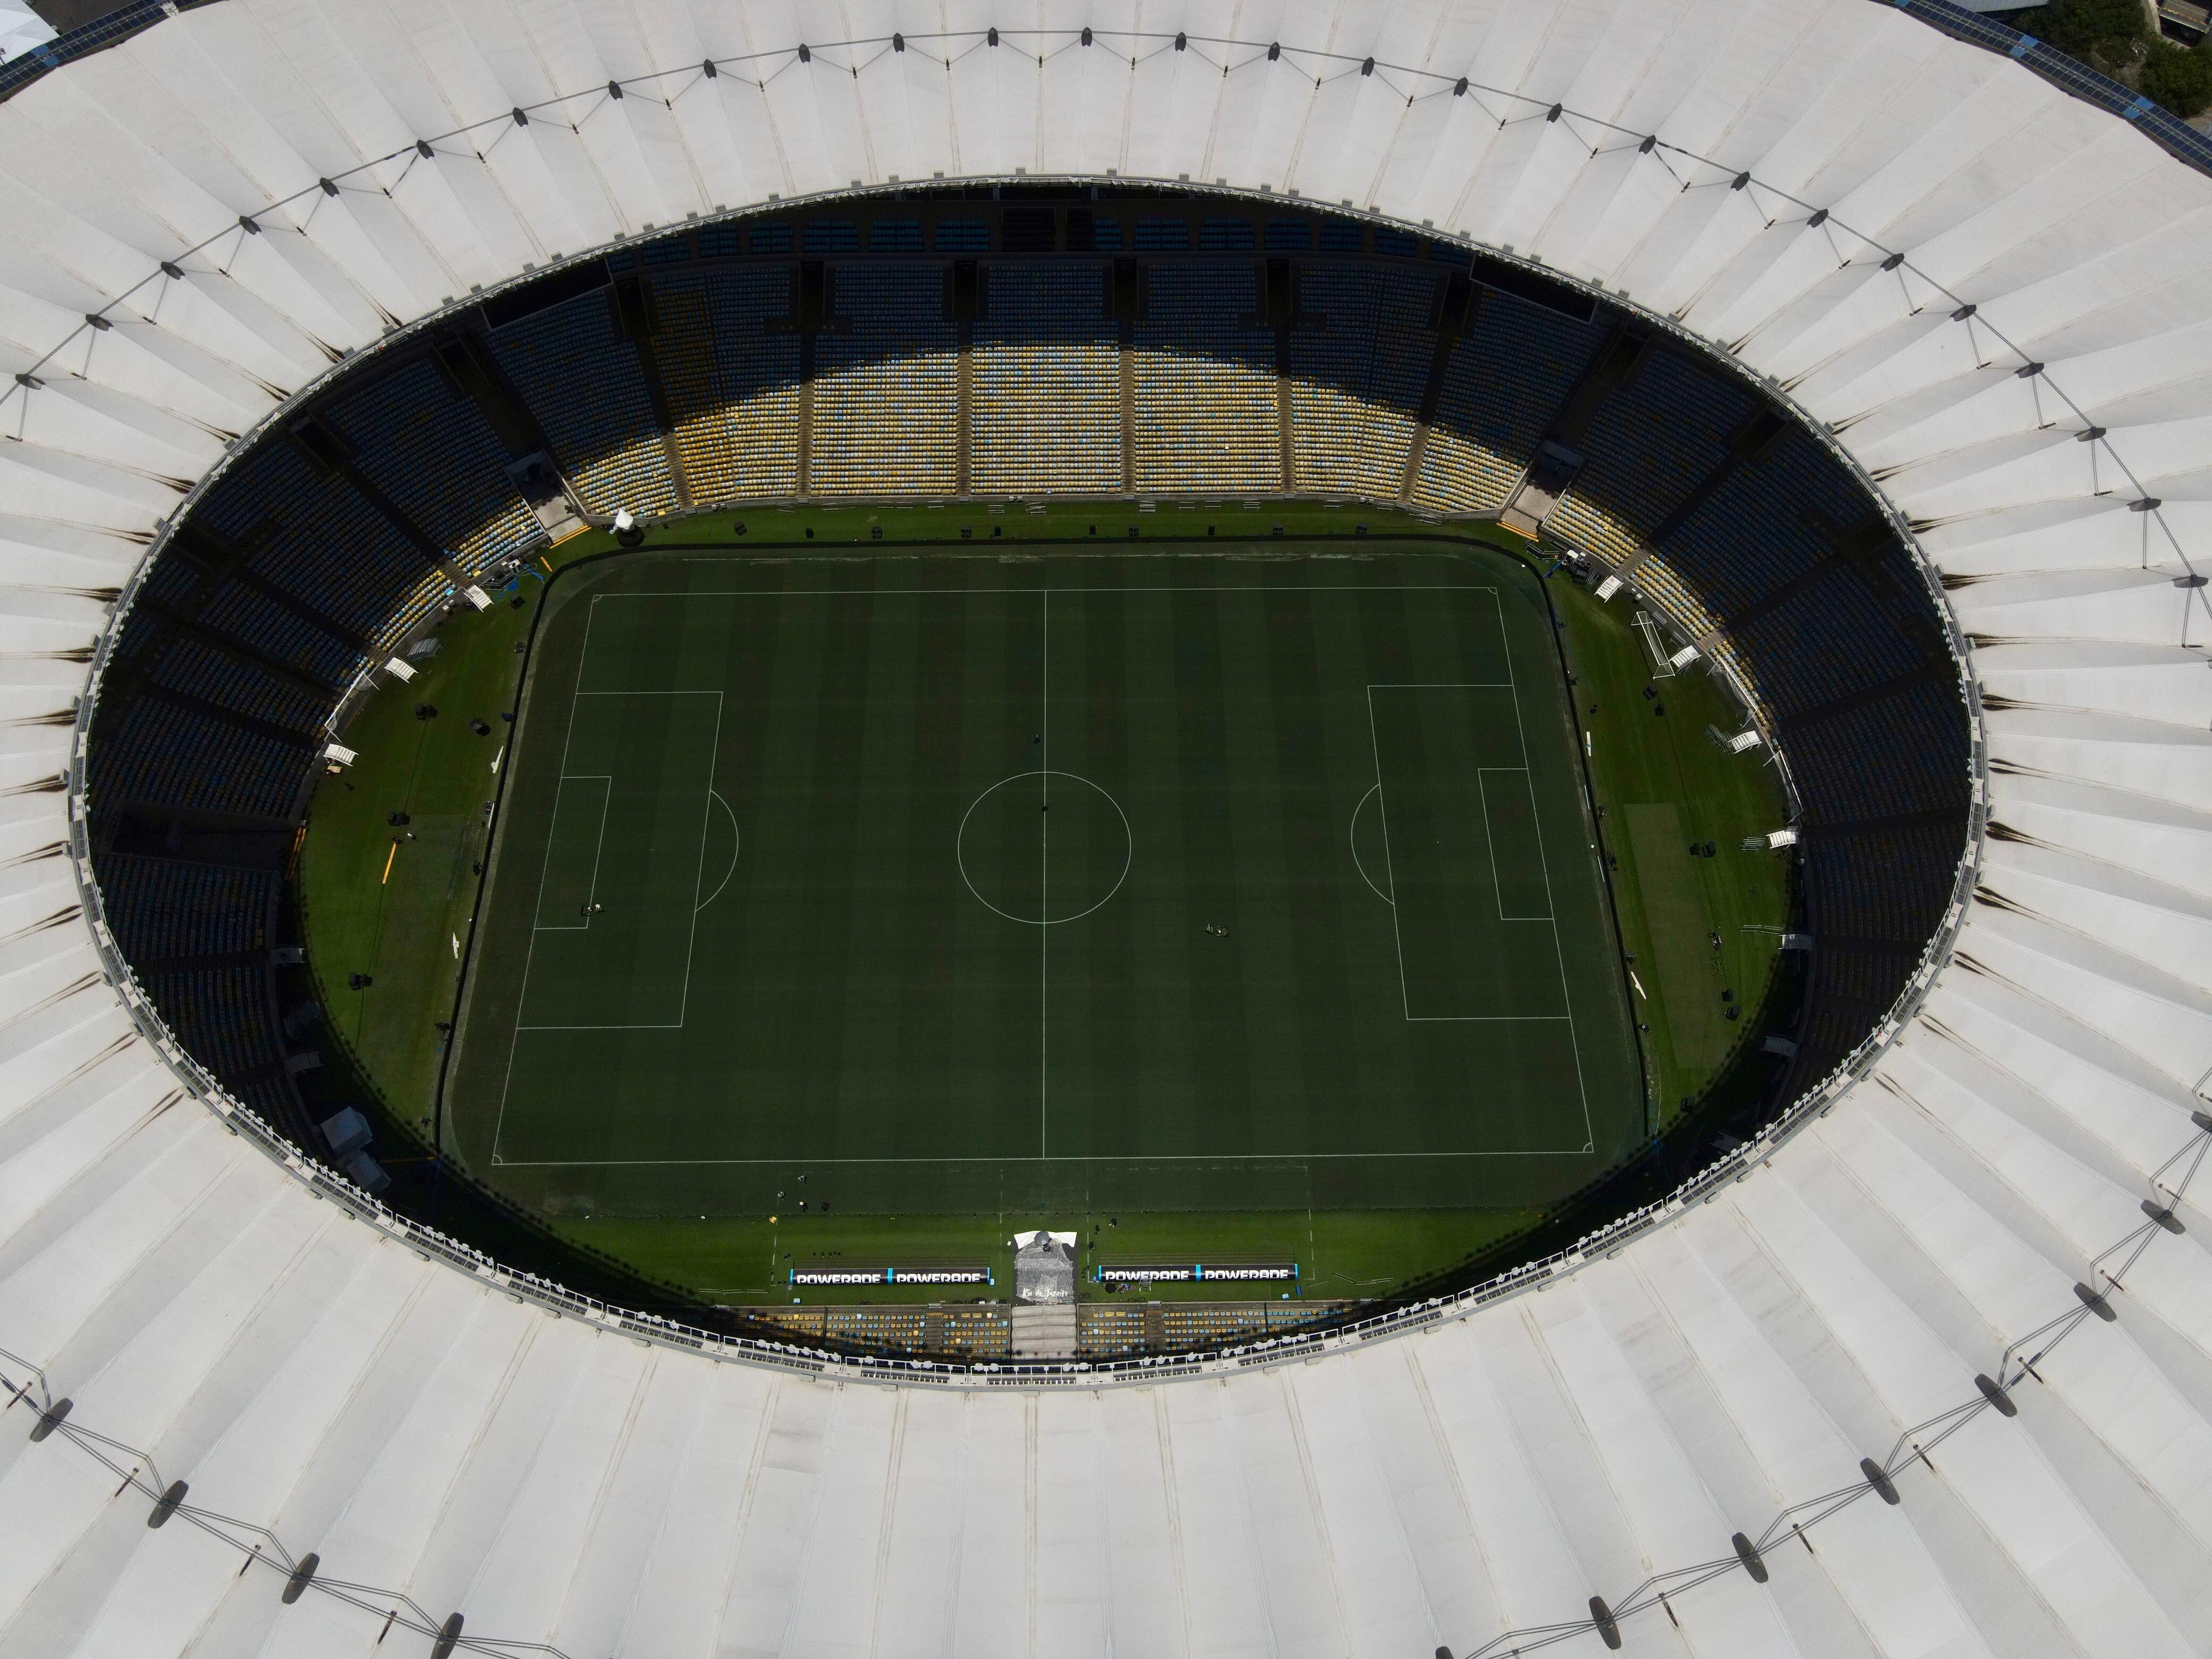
left=1095, top=1263, right=1298, bottom=1284
left=789, top=1267, right=992, bottom=1286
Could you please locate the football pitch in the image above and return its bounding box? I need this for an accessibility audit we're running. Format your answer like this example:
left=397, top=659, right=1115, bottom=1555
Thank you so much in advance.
left=449, top=547, right=1642, bottom=1219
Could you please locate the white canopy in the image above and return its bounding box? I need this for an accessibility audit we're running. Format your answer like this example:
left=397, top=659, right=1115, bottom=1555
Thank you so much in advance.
left=0, top=3, right=2208, bottom=1656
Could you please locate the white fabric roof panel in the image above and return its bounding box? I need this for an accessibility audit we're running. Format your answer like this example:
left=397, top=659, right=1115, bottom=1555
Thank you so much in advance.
left=0, top=0, right=2203, bottom=1654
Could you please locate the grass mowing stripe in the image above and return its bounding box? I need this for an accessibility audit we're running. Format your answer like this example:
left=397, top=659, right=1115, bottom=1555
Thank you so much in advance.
left=1260, top=584, right=1360, bottom=1159
left=300, top=508, right=1798, bottom=1305
left=1623, top=802, right=1729, bottom=1078
left=443, top=546, right=1694, bottom=1228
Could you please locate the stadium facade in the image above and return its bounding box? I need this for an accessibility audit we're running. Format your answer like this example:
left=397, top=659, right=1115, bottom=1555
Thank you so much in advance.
left=0, top=2, right=2208, bottom=1655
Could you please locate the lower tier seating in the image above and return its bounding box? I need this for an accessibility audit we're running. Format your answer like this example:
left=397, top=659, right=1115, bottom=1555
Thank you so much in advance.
left=811, top=264, right=959, bottom=495
left=651, top=267, right=802, bottom=499
left=1133, top=264, right=1279, bottom=492
left=972, top=263, right=1120, bottom=493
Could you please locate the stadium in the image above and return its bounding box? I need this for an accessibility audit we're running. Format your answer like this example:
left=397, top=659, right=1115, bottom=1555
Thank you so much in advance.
left=1, top=0, right=2209, bottom=1653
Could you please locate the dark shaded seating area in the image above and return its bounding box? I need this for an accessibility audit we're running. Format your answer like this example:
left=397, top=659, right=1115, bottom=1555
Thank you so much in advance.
left=87, top=193, right=1970, bottom=1172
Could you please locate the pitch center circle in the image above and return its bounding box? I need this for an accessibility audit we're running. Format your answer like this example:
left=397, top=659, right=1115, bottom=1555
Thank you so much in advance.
left=957, top=770, right=1133, bottom=926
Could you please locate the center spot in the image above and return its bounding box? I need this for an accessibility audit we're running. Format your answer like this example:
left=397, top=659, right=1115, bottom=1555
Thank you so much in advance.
left=957, top=770, right=1132, bottom=926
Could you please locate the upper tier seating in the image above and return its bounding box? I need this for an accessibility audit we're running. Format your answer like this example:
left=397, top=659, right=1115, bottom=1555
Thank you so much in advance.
left=1648, top=429, right=1871, bottom=618
left=198, top=440, right=430, bottom=641
left=1414, top=292, right=1602, bottom=512
left=99, top=854, right=272, bottom=963
left=650, top=267, right=802, bottom=499
left=488, top=292, right=676, bottom=516
left=1286, top=266, right=1430, bottom=497
left=138, top=634, right=329, bottom=736
left=1133, top=263, right=1279, bottom=492
left=972, top=263, right=1120, bottom=494
left=811, top=264, right=960, bottom=495
left=324, top=358, right=542, bottom=578
left=90, top=696, right=308, bottom=820
left=1548, top=349, right=1757, bottom=564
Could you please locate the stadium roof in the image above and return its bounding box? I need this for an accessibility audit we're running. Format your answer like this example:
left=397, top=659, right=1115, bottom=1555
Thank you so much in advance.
left=1, top=2, right=2209, bottom=1654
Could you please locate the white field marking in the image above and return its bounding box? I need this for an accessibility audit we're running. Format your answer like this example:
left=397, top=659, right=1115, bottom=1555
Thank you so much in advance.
left=490, top=1146, right=1598, bottom=1167
left=955, top=771, right=1134, bottom=924
left=491, top=593, right=724, bottom=1157
left=954, top=770, right=1135, bottom=925
left=1041, top=588, right=1048, bottom=1160
left=1364, top=677, right=1583, bottom=1048
left=1348, top=785, right=1393, bottom=907
left=496, top=579, right=1602, bottom=1163
left=1486, top=588, right=1598, bottom=1153
left=508, top=693, right=722, bottom=1034
left=1364, top=686, right=1413, bottom=1021
left=697, top=790, right=741, bottom=913
left=492, top=592, right=605, bottom=1163
left=672, top=691, right=724, bottom=1027
left=531, top=774, right=613, bottom=932
left=1476, top=768, right=1552, bottom=921
left=584, top=583, right=1507, bottom=599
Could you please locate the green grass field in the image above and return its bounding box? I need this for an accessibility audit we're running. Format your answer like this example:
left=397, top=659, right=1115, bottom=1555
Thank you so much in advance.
left=451, top=544, right=1641, bottom=1218
left=298, top=502, right=1792, bottom=1304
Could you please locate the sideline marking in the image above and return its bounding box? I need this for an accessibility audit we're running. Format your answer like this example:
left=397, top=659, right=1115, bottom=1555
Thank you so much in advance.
left=491, top=578, right=1602, bottom=1165
left=491, top=1147, right=1598, bottom=1167
left=1041, top=589, right=1048, bottom=1159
